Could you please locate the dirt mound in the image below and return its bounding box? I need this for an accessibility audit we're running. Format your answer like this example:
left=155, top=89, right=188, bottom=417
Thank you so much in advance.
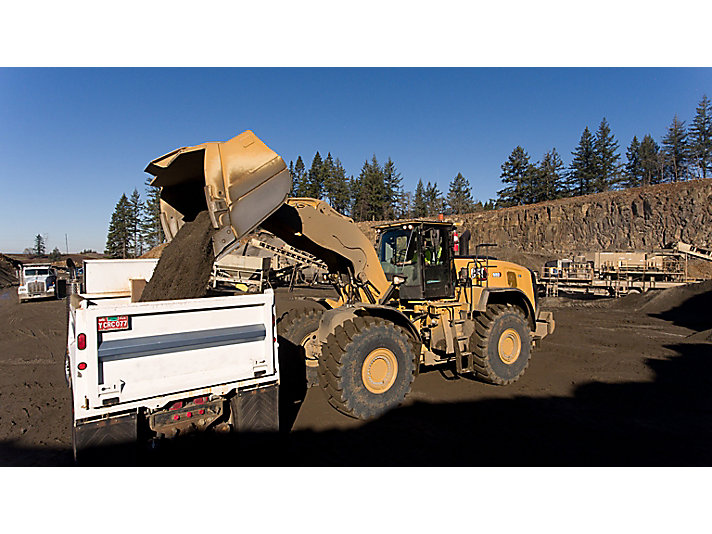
left=0, top=254, right=19, bottom=288
left=140, top=243, right=168, bottom=259
left=639, top=280, right=712, bottom=315
left=688, top=258, right=712, bottom=280
left=139, top=211, right=215, bottom=302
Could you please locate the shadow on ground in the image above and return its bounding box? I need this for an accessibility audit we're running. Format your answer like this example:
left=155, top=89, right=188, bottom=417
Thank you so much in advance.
left=2, top=340, right=711, bottom=467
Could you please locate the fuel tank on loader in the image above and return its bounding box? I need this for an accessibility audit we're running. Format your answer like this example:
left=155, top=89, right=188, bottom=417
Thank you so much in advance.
left=145, top=130, right=292, bottom=258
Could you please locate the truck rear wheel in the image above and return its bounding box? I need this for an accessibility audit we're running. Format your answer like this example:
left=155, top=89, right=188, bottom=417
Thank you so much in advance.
left=470, top=304, right=531, bottom=385
left=318, top=317, right=417, bottom=420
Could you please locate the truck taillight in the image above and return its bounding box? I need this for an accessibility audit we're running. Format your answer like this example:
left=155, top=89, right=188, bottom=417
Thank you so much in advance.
left=78, top=362, right=87, bottom=370
left=77, top=333, right=86, bottom=350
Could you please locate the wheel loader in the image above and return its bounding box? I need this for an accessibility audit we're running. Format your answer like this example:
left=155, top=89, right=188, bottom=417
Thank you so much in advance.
left=146, top=130, right=555, bottom=420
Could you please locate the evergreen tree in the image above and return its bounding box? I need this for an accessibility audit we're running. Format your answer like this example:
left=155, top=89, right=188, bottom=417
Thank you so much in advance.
left=324, top=157, right=351, bottom=214
left=292, top=156, right=307, bottom=196
left=497, top=146, right=532, bottom=206
left=304, top=152, right=325, bottom=199
left=397, top=187, right=412, bottom=219
left=142, top=176, right=164, bottom=249
left=382, top=158, right=403, bottom=220
left=593, top=118, right=621, bottom=191
left=128, top=188, right=144, bottom=257
left=33, top=234, right=46, bottom=256
left=424, top=181, right=445, bottom=215
left=639, top=134, right=662, bottom=186
left=447, top=172, right=476, bottom=214
left=623, top=136, right=643, bottom=188
left=48, top=247, right=62, bottom=261
left=567, top=127, right=597, bottom=196
left=690, top=95, right=712, bottom=179
left=413, top=179, right=428, bottom=217
left=351, top=156, right=388, bottom=221
left=662, top=115, right=689, bottom=182
left=537, top=148, right=565, bottom=201
left=105, top=194, right=132, bottom=259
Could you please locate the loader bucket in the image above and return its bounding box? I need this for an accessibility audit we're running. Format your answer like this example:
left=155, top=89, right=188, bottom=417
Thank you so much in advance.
left=145, top=130, right=291, bottom=257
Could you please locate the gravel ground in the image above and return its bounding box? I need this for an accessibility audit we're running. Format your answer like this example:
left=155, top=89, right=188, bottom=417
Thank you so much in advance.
left=1, top=282, right=711, bottom=466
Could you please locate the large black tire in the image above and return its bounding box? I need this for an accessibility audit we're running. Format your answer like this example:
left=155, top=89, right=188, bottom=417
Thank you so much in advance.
left=318, top=316, right=417, bottom=420
left=277, top=306, right=324, bottom=388
left=470, top=304, right=531, bottom=385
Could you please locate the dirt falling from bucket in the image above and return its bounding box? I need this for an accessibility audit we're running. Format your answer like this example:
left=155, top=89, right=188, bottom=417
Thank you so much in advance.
left=140, top=210, right=215, bottom=302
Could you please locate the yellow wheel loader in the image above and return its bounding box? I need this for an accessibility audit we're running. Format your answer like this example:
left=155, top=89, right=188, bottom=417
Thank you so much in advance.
left=146, top=131, right=555, bottom=420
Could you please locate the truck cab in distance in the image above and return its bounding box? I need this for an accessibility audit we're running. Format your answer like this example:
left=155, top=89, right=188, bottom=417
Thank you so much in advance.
left=18, top=263, right=58, bottom=302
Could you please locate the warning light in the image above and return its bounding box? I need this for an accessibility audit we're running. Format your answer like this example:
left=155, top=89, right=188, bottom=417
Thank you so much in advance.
left=77, top=333, right=86, bottom=350
left=78, top=362, right=87, bottom=371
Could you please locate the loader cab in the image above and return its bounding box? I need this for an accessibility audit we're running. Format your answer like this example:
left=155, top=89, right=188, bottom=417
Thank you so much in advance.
left=377, top=221, right=455, bottom=300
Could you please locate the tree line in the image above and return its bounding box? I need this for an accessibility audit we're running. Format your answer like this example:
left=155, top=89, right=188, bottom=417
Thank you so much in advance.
left=105, top=178, right=164, bottom=258
left=289, top=152, right=493, bottom=222
left=497, top=94, right=712, bottom=207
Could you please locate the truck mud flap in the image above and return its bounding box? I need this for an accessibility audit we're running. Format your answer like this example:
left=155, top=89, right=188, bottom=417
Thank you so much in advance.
left=73, top=411, right=138, bottom=465
left=230, top=383, right=279, bottom=433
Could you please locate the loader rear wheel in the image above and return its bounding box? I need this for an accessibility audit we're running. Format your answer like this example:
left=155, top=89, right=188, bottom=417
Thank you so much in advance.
left=318, top=317, right=417, bottom=420
left=471, top=304, right=531, bottom=385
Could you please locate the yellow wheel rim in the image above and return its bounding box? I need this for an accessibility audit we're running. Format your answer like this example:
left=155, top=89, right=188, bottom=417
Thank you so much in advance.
left=498, top=328, right=521, bottom=365
left=362, top=348, right=398, bottom=394
left=300, top=330, right=320, bottom=365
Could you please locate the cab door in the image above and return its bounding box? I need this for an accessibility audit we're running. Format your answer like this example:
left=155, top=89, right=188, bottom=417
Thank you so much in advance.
left=422, top=225, right=454, bottom=299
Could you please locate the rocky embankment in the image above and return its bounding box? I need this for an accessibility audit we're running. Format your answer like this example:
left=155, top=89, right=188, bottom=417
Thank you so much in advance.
left=358, top=179, right=712, bottom=273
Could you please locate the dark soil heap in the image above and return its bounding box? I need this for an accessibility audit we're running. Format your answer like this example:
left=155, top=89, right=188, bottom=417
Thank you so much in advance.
left=0, top=254, right=18, bottom=288
left=140, top=211, right=215, bottom=302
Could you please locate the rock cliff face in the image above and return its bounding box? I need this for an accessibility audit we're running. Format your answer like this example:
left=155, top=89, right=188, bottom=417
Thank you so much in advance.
left=358, top=179, right=712, bottom=256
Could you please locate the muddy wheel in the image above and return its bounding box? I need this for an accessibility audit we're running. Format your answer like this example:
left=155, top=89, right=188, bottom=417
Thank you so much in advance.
left=318, top=316, right=417, bottom=420
left=471, top=304, right=531, bottom=385
left=277, top=306, right=324, bottom=388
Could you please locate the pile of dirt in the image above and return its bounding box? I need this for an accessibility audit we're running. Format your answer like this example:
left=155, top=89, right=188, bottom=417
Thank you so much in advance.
left=688, top=258, right=712, bottom=280
left=638, top=280, right=712, bottom=315
left=0, top=254, right=19, bottom=288
left=140, top=243, right=168, bottom=259
left=139, top=211, right=215, bottom=302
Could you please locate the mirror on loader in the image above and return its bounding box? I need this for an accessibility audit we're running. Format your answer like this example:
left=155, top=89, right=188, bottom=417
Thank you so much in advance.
left=376, top=221, right=455, bottom=300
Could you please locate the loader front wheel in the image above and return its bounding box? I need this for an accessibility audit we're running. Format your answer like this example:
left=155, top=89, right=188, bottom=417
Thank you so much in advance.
left=471, top=304, right=531, bottom=385
left=277, top=306, right=324, bottom=388
left=318, top=317, right=417, bottom=420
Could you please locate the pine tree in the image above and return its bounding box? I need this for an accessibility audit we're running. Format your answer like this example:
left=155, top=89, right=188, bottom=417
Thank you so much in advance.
left=105, top=194, right=132, bottom=259
left=623, top=136, right=643, bottom=188
left=567, top=127, right=597, bottom=196
left=593, top=118, right=621, bottom=191
left=33, top=234, right=46, bottom=256
left=351, top=156, right=388, bottom=221
left=382, top=158, right=403, bottom=220
left=128, top=188, right=144, bottom=257
left=497, top=146, right=532, bottom=206
left=397, top=187, right=412, bottom=219
left=447, top=172, right=476, bottom=214
left=425, top=181, right=445, bottom=215
left=325, top=157, right=351, bottom=214
left=303, top=152, right=325, bottom=199
left=413, top=179, right=428, bottom=217
left=662, top=115, right=689, bottom=182
left=690, top=95, right=712, bottom=179
left=537, top=148, right=565, bottom=201
left=639, top=134, right=662, bottom=186
left=142, top=176, right=164, bottom=249
left=292, top=156, right=307, bottom=196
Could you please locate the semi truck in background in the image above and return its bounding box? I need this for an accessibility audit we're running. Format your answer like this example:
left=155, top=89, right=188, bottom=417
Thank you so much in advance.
left=18, top=263, right=59, bottom=302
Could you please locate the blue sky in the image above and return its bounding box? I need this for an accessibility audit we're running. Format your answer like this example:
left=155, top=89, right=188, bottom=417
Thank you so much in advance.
left=1, top=67, right=711, bottom=253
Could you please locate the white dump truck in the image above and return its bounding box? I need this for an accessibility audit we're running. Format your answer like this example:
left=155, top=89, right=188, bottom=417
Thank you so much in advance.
left=18, top=263, right=59, bottom=302
left=66, top=259, right=279, bottom=462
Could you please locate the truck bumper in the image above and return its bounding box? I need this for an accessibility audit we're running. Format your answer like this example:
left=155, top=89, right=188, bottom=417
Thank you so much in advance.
left=533, top=310, right=555, bottom=341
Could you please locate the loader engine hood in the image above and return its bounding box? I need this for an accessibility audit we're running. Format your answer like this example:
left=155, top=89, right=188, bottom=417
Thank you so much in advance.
left=145, top=130, right=291, bottom=258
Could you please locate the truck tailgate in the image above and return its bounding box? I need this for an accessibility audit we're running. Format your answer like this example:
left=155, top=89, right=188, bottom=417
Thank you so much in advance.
left=71, top=291, right=276, bottom=410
